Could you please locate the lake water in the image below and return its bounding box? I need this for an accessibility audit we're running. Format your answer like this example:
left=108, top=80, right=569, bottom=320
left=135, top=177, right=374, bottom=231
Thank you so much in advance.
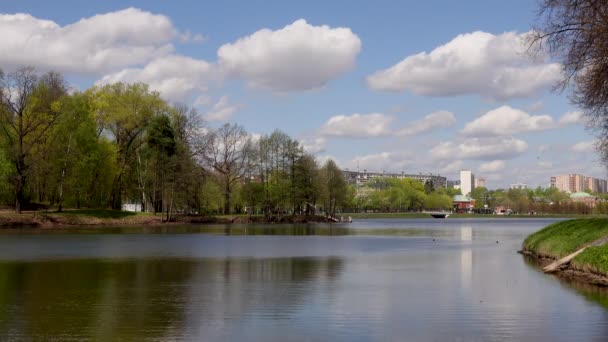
left=1, top=218, right=608, bottom=341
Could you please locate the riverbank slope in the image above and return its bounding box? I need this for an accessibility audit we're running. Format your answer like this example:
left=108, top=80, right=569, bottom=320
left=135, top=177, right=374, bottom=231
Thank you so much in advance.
left=0, top=210, right=338, bottom=227
left=522, top=218, right=608, bottom=285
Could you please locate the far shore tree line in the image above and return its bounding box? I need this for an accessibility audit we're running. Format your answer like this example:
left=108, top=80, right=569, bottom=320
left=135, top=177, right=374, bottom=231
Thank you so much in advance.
left=0, top=66, right=355, bottom=220
left=1, top=65, right=607, bottom=218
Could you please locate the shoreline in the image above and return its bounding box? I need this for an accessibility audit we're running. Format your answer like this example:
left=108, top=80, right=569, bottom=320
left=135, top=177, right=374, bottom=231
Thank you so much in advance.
left=0, top=210, right=342, bottom=228
left=521, top=218, right=608, bottom=287
left=519, top=249, right=608, bottom=287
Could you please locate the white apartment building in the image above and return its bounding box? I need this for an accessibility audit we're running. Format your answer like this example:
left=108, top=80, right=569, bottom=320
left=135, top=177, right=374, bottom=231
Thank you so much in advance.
left=460, top=170, right=475, bottom=196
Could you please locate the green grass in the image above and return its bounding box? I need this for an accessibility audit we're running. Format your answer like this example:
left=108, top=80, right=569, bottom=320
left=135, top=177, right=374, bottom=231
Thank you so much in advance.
left=523, top=218, right=608, bottom=258
left=573, top=245, right=608, bottom=276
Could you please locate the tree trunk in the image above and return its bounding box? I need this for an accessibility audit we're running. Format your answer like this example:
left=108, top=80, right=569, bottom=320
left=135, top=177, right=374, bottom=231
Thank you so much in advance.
left=57, top=133, right=72, bottom=212
left=224, top=181, right=231, bottom=215
left=15, top=154, right=25, bottom=214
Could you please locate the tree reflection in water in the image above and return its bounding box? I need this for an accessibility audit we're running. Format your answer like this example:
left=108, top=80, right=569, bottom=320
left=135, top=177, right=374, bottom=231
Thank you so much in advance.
left=0, top=257, right=344, bottom=341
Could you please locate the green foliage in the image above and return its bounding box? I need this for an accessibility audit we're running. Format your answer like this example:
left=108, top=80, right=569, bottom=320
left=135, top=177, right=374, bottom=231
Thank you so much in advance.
left=523, top=219, right=608, bottom=258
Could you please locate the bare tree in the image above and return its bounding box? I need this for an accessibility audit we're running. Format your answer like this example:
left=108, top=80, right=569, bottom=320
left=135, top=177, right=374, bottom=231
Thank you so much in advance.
left=204, top=123, right=254, bottom=214
left=0, top=67, right=66, bottom=212
left=529, top=0, right=608, bottom=161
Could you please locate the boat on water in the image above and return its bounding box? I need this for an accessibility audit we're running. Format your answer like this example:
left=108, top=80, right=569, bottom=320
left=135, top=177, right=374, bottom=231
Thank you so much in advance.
left=428, top=212, right=450, bottom=219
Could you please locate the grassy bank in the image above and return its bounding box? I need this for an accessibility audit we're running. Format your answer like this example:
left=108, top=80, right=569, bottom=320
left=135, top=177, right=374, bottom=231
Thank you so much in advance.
left=523, top=218, right=608, bottom=279
left=0, top=210, right=340, bottom=227
left=523, top=219, right=608, bottom=259
left=0, top=209, right=160, bottom=227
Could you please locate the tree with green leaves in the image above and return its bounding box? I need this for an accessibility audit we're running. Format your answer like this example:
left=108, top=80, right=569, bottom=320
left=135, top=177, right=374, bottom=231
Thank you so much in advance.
left=0, top=67, right=66, bottom=212
left=89, top=83, right=166, bottom=209
left=320, top=159, right=347, bottom=217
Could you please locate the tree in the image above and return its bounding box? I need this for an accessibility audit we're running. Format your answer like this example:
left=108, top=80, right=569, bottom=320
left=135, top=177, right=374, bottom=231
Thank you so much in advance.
left=293, top=154, right=321, bottom=215
left=49, top=92, right=103, bottom=211
left=145, top=114, right=177, bottom=218
left=320, top=159, right=347, bottom=217
left=204, top=123, right=253, bottom=214
left=0, top=67, right=66, bottom=212
left=470, top=187, right=489, bottom=209
left=89, top=83, right=165, bottom=209
left=530, top=0, right=608, bottom=162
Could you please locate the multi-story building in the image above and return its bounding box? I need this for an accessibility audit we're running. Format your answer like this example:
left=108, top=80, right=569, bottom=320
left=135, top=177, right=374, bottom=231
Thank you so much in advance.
left=460, top=170, right=475, bottom=196
left=584, top=177, right=608, bottom=193
left=551, top=174, right=608, bottom=193
left=342, top=169, right=447, bottom=188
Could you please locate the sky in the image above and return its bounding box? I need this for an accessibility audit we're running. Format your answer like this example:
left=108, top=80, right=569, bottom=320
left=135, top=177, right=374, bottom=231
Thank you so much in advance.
left=0, top=0, right=601, bottom=189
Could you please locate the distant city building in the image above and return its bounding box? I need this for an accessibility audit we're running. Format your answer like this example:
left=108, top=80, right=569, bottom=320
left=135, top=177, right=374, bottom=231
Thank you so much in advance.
left=447, top=180, right=460, bottom=188
left=584, top=177, right=608, bottom=193
left=551, top=174, right=607, bottom=193
left=460, top=170, right=475, bottom=196
left=342, top=170, right=447, bottom=188
left=510, top=183, right=528, bottom=190
left=475, top=177, right=486, bottom=188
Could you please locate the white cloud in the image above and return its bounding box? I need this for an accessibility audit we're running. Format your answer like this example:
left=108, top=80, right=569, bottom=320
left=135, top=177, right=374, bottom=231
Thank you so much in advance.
left=462, top=106, right=586, bottom=136
left=367, top=31, right=562, bottom=100
left=203, top=96, right=241, bottom=122
left=479, top=160, right=506, bottom=173
left=558, top=111, right=584, bottom=125
left=462, top=105, right=554, bottom=136
left=319, top=113, right=393, bottom=138
left=345, top=152, right=410, bottom=172
left=218, top=19, right=361, bottom=92
left=301, top=137, right=327, bottom=154
left=571, top=141, right=595, bottom=153
left=430, top=137, right=528, bottom=161
left=97, top=54, right=217, bottom=103
left=0, top=8, right=180, bottom=74
left=397, top=110, right=456, bottom=136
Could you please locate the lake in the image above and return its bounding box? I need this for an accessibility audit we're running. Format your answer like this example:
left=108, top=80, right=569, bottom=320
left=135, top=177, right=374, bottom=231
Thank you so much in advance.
left=1, top=218, right=608, bottom=341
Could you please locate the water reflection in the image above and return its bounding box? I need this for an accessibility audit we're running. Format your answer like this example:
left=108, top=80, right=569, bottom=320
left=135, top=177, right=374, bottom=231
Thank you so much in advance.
left=0, top=257, right=343, bottom=341
left=1, top=219, right=608, bottom=341
left=459, top=225, right=473, bottom=290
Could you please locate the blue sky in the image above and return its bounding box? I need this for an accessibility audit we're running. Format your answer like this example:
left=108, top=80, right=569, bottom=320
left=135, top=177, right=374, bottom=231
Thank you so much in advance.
left=0, top=0, right=599, bottom=188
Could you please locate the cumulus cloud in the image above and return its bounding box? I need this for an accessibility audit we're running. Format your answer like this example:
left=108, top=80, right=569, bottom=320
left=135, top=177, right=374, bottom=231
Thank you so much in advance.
left=430, top=137, right=528, bottom=161
left=218, top=19, right=361, bottom=92
left=343, top=151, right=464, bottom=176
left=0, top=8, right=182, bottom=74
left=301, top=137, right=327, bottom=154
left=462, top=106, right=554, bottom=136
left=319, top=113, right=393, bottom=138
left=558, top=111, right=585, bottom=125
left=479, top=160, right=506, bottom=173
left=203, top=96, right=242, bottom=122
left=462, top=106, right=586, bottom=136
left=367, top=31, right=562, bottom=100
left=345, top=152, right=412, bottom=172
left=97, top=54, right=217, bottom=103
left=397, top=110, right=456, bottom=136
left=571, top=141, right=595, bottom=153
